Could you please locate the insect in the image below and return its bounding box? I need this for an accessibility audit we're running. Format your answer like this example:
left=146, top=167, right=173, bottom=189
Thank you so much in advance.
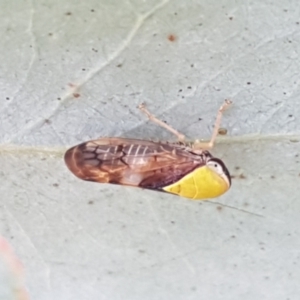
left=64, top=100, right=232, bottom=200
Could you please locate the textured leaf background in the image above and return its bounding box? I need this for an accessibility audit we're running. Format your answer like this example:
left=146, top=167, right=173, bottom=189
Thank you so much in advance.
left=1, top=0, right=299, bottom=299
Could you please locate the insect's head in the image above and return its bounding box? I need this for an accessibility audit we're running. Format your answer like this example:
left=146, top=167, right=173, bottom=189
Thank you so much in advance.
left=207, top=158, right=231, bottom=187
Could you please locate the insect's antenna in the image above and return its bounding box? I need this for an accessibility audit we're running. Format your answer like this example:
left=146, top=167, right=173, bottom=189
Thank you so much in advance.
left=209, top=201, right=264, bottom=217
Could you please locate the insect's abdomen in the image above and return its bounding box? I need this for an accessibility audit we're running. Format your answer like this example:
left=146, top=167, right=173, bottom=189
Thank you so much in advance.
left=162, top=166, right=230, bottom=200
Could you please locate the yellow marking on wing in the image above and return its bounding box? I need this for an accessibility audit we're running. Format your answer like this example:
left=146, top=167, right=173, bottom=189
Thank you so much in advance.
left=162, top=166, right=230, bottom=200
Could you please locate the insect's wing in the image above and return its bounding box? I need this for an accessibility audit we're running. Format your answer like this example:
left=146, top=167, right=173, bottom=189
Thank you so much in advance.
left=64, top=137, right=206, bottom=188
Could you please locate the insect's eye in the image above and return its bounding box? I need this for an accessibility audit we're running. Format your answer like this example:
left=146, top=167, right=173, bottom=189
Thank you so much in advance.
left=207, top=160, right=223, bottom=174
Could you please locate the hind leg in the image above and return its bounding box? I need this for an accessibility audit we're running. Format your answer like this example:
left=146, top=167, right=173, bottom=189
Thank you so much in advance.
left=138, top=103, right=186, bottom=142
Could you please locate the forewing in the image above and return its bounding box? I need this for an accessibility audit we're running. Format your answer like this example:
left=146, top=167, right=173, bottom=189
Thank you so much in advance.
left=64, top=137, right=207, bottom=187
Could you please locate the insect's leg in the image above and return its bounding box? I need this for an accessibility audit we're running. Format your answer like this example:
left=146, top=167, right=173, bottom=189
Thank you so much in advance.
left=138, top=103, right=186, bottom=141
left=193, top=99, right=232, bottom=150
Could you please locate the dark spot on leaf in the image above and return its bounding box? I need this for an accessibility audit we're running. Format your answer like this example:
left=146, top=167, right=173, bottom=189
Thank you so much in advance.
left=167, top=34, right=177, bottom=42
left=218, top=127, right=228, bottom=135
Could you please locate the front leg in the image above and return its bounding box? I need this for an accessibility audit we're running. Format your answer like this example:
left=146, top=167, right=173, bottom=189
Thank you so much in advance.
left=192, top=99, right=232, bottom=150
